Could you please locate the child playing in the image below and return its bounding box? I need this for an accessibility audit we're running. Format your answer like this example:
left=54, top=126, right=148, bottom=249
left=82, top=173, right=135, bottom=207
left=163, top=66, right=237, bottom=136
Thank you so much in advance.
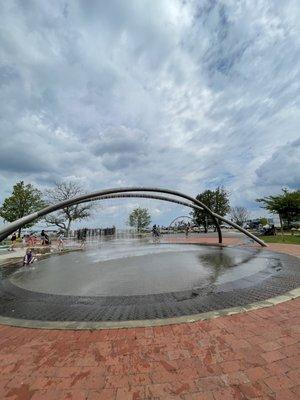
left=23, top=249, right=37, bottom=266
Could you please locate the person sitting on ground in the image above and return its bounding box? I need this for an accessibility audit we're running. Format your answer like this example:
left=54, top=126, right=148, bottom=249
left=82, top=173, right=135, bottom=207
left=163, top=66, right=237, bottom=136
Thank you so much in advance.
left=23, top=249, right=37, bottom=266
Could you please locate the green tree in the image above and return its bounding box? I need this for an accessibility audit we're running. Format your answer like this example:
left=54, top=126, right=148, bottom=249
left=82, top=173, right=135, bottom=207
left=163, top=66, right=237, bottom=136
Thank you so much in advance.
left=128, top=207, right=151, bottom=232
left=44, top=181, right=92, bottom=236
left=257, top=189, right=300, bottom=233
left=259, top=218, right=268, bottom=226
left=0, top=181, right=44, bottom=237
left=192, top=187, right=230, bottom=232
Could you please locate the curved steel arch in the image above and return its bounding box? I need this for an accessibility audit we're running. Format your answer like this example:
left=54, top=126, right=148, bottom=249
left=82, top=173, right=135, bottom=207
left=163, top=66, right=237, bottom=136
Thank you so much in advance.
left=0, top=187, right=222, bottom=243
left=0, top=187, right=266, bottom=246
left=77, top=193, right=204, bottom=212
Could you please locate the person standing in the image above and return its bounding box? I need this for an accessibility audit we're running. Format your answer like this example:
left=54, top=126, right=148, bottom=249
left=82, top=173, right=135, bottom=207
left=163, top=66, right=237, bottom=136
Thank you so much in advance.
left=57, top=233, right=64, bottom=251
left=80, top=228, right=87, bottom=249
left=41, top=230, right=46, bottom=245
left=185, top=224, right=189, bottom=237
left=22, top=234, right=28, bottom=248
left=28, top=233, right=34, bottom=246
left=152, top=224, right=157, bottom=237
left=10, top=232, right=17, bottom=251
left=152, top=225, right=160, bottom=242
left=41, top=230, right=50, bottom=245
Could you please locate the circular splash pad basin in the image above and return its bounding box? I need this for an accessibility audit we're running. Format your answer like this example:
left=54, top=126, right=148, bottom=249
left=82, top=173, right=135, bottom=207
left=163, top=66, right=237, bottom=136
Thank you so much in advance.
left=0, top=239, right=299, bottom=326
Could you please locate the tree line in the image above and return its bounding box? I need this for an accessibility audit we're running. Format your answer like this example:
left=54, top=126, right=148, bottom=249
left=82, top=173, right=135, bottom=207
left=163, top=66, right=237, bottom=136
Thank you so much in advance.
left=192, top=187, right=299, bottom=232
left=0, top=181, right=299, bottom=236
left=123, top=186, right=300, bottom=232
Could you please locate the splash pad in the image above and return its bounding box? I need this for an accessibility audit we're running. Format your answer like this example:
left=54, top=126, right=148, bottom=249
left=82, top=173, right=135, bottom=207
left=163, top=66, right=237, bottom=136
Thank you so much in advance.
left=0, top=237, right=299, bottom=328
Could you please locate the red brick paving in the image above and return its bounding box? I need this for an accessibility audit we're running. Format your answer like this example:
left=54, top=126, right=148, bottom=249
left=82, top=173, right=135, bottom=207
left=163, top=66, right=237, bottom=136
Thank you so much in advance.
left=267, top=243, right=300, bottom=258
left=0, top=297, right=299, bottom=399
left=163, top=235, right=300, bottom=258
left=162, top=236, right=241, bottom=246
left=0, top=242, right=299, bottom=399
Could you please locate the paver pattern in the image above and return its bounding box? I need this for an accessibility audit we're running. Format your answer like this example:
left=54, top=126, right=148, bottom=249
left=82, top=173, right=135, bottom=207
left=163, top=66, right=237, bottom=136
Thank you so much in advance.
left=0, top=297, right=299, bottom=399
left=164, top=236, right=300, bottom=258
left=0, top=240, right=299, bottom=399
left=162, top=236, right=241, bottom=246
left=267, top=243, right=300, bottom=258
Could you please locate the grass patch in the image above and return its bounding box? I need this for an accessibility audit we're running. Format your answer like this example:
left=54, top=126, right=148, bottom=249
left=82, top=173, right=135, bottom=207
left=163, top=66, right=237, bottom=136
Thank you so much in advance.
left=260, top=235, right=300, bottom=245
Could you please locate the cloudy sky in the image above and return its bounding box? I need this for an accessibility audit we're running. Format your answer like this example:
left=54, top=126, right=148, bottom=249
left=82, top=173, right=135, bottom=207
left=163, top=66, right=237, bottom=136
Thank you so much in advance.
left=0, top=0, right=299, bottom=227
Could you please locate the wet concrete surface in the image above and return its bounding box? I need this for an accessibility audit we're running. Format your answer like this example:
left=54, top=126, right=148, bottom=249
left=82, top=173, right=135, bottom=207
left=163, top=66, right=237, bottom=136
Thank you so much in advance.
left=10, top=241, right=270, bottom=296
left=0, top=238, right=299, bottom=322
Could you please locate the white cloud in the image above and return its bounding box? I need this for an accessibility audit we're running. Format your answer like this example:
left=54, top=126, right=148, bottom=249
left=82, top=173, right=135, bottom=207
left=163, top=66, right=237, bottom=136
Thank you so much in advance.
left=0, top=0, right=299, bottom=226
left=256, top=139, right=300, bottom=187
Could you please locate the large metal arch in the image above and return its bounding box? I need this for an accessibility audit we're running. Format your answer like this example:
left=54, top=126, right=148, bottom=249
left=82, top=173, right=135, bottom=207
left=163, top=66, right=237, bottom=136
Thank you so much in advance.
left=0, top=187, right=222, bottom=243
left=0, top=187, right=266, bottom=246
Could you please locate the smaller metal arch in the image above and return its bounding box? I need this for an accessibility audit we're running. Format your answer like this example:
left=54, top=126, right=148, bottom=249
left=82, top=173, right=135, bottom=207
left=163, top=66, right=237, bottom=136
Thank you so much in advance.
left=168, top=215, right=194, bottom=228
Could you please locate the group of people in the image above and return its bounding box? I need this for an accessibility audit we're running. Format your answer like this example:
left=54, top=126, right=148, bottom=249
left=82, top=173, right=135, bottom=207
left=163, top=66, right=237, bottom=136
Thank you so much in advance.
left=6, top=229, right=66, bottom=266
left=151, top=223, right=190, bottom=240
left=8, top=230, right=53, bottom=251
left=22, top=231, right=65, bottom=265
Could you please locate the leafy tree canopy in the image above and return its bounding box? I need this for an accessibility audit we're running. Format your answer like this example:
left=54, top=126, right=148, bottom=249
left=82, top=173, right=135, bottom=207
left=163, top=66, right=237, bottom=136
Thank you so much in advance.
left=257, top=189, right=300, bottom=229
left=260, top=217, right=268, bottom=226
left=0, top=181, right=44, bottom=236
left=128, top=207, right=151, bottom=231
left=192, top=187, right=230, bottom=232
